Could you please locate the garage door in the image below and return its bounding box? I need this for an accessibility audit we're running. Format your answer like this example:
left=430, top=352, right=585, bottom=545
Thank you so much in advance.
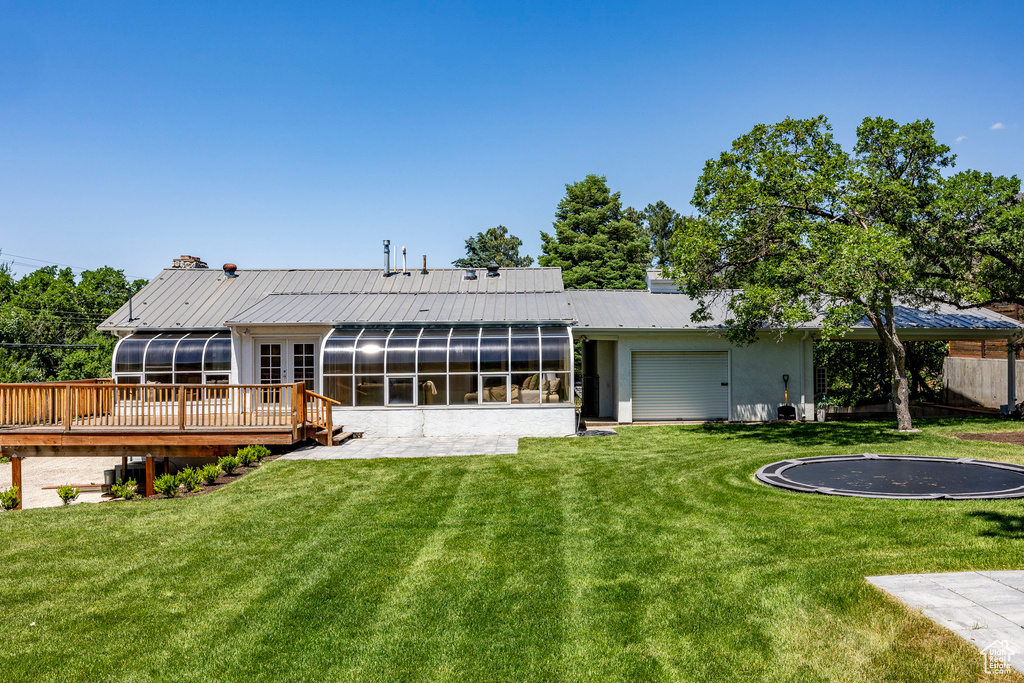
left=631, top=351, right=729, bottom=420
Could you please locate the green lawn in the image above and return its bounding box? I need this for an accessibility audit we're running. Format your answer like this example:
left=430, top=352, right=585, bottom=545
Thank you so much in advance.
left=4, top=420, right=1024, bottom=682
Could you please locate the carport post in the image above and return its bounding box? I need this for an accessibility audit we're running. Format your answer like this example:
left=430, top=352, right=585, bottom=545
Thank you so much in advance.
left=11, top=455, right=22, bottom=510
left=1010, top=342, right=1019, bottom=414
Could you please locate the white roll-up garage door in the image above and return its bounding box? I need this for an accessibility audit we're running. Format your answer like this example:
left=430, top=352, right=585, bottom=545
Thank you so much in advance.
left=631, top=351, right=730, bottom=420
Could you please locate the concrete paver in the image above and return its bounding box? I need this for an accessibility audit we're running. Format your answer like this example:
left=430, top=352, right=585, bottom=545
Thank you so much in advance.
left=280, top=436, right=519, bottom=460
left=869, top=570, right=1024, bottom=673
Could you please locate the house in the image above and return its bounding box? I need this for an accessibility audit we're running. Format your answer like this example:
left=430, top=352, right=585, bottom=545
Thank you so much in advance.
left=93, top=256, right=1024, bottom=437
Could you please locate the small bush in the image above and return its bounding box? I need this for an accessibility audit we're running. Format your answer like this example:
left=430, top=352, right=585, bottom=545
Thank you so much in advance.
left=0, top=486, right=19, bottom=510
left=200, top=463, right=221, bottom=486
left=218, top=455, right=240, bottom=475
left=110, top=478, right=139, bottom=500
left=0, top=455, right=10, bottom=464
left=236, top=447, right=257, bottom=467
left=57, top=485, right=81, bottom=506
left=153, top=474, right=180, bottom=498
left=178, top=467, right=203, bottom=493
left=251, top=445, right=271, bottom=462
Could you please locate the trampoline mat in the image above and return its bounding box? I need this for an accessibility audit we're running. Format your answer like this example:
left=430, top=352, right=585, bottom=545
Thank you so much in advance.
left=756, top=454, right=1024, bottom=499
left=786, top=459, right=1024, bottom=495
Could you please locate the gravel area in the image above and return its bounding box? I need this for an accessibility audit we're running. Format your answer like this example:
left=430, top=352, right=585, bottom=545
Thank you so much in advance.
left=0, top=457, right=122, bottom=509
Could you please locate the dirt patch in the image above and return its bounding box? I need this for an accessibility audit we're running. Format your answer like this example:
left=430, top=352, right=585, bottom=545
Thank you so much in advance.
left=952, top=432, right=1024, bottom=446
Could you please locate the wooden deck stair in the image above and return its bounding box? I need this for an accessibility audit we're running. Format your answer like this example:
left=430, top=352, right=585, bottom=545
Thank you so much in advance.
left=316, top=424, right=360, bottom=446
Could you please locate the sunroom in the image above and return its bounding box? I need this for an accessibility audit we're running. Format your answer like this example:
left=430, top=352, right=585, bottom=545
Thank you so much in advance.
left=321, top=325, right=573, bottom=408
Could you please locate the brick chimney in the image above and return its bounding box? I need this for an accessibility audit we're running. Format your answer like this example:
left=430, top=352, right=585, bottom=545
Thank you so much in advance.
left=172, top=255, right=208, bottom=269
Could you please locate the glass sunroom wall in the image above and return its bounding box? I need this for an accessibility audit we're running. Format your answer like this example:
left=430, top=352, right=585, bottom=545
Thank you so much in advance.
left=113, top=332, right=234, bottom=385
left=448, top=328, right=480, bottom=404
left=540, top=327, right=572, bottom=403
left=318, top=325, right=571, bottom=408
left=322, top=330, right=358, bottom=405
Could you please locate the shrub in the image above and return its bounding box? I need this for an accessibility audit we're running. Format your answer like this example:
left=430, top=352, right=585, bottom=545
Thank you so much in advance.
left=218, top=455, right=240, bottom=475
left=153, top=474, right=180, bottom=498
left=0, top=486, right=19, bottom=511
left=0, top=455, right=10, bottom=464
left=251, top=445, right=271, bottom=462
left=236, top=447, right=257, bottom=467
left=57, top=485, right=81, bottom=506
left=200, top=463, right=222, bottom=486
left=178, top=467, right=203, bottom=493
left=110, top=478, right=139, bottom=501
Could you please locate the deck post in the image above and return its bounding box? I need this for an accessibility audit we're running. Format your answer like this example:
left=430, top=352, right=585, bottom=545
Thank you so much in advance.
left=11, top=455, right=22, bottom=510
left=145, top=455, right=154, bottom=497
left=121, top=456, right=128, bottom=483
left=325, top=402, right=333, bottom=447
left=291, top=383, right=301, bottom=441
left=178, top=387, right=186, bottom=431
left=63, top=385, right=72, bottom=431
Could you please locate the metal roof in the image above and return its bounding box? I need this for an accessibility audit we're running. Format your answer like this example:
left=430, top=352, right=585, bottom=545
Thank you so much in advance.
left=226, top=292, right=573, bottom=325
left=568, top=290, right=1024, bottom=334
left=98, top=267, right=565, bottom=331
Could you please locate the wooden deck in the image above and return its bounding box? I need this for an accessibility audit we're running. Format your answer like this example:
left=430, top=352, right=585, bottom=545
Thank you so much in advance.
left=0, top=380, right=341, bottom=505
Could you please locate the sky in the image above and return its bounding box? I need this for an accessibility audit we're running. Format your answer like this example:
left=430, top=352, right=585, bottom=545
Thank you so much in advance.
left=1, top=0, right=1021, bottom=281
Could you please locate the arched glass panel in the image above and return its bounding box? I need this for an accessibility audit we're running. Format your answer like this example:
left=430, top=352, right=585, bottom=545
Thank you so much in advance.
left=204, top=338, right=231, bottom=372
left=386, top=329, right=419, bottom=375
left=114, top=338, right=149, bottom=373
left=145, top=339, right=177, bottom=373
left=448, top=329, right=479, bottom=373
left=479, top=328, right=509, bottom=373
left=417, top=329, right=449, bottom=374
left=175, top=339, right=206, bottom=373
left=355, top=330, right=389, bottom=374
left=511, top=328, right=540, bottom=372
left=323, top=331, right=358, bottom=375
left=541, top=330, right=571, bottom=372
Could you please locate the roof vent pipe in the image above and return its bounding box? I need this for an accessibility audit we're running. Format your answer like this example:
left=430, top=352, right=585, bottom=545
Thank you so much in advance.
left=486, top=261, right=500, bottom=277
left=383, top=240, right=391, bottom=277
left=464, top=268, right=477, bottom=280
left=402, top=246, right=409, bottom=275
left=222, top=263, right=237, bottom=277
left=421, top=255, right=428, bottom=275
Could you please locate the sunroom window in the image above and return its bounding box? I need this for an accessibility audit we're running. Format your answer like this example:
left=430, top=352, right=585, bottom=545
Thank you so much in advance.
left=321, top=326, right=572, bottom=407
left=112, top=333, right=233, bottom=385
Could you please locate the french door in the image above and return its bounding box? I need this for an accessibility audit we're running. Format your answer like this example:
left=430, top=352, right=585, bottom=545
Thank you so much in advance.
left=256, top=339, right=318, bottom=392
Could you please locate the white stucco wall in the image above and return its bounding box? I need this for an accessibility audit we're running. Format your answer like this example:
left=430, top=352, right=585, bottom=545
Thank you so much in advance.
left=602, top=331, right=814, bottom=422
left=334, top=406, right=576, bottom=437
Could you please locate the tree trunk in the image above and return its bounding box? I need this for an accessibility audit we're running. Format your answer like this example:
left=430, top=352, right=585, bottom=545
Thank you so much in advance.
left=867, top=304, right=915, bottom=431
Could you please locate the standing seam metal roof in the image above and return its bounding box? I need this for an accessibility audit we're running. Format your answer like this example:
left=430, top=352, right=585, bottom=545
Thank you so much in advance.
left=98, top=267, right=565, bottom=330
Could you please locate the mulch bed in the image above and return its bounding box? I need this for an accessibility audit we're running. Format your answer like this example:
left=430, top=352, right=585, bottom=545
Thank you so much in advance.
left=106, top=454, right=285, bottom=503
left=952, top=432, right=1024, bottom=446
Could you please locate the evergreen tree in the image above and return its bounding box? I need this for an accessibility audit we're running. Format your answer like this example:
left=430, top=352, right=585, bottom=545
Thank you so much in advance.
left=452, top=226, right=533, bottom=268
left=539, top=175, right=649, bottom=289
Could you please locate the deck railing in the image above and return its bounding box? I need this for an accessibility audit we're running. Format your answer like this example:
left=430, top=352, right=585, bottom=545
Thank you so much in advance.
left=0, top=381, right=315, bottom=432
left=304, top=389, right=340, bottom=439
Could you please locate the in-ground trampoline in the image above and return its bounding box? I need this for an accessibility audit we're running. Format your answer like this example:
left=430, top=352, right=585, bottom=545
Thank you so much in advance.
left=756, top=453, right=1024, bottom=499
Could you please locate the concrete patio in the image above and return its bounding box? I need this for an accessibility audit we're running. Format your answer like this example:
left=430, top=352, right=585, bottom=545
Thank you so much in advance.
left=280, top=436, right=520, bottom=460
left=869, top=571, right=1024, bottom=674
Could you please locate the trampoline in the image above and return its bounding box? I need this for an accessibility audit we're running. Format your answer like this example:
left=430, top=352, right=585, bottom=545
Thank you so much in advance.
left=756, top=453, right=1024, bottom=500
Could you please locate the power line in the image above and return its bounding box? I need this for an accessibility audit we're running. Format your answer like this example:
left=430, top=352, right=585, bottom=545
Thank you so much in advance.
left=0, top=251, right=149, bottom=281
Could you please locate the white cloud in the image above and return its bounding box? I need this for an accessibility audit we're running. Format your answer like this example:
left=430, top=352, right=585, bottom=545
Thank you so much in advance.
left=991, top=122, right=1006, bottom=130
left=956, top=135, right=967, bottom=143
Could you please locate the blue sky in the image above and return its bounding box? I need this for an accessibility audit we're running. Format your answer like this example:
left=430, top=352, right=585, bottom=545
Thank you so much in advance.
left=1, top=0, right=1021, bottom=281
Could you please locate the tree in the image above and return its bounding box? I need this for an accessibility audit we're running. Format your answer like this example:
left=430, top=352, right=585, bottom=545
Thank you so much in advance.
left=670, top=115, right=971, bottom=431
left=915, top=174, right=1024, bottom=310
left=540, top=174, right=649, bottom=289
left=0, top=259, right=146, bottom=381
left=633, top=201, right=690, bottom=269
left=452, top=226, right=533, bottom=268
